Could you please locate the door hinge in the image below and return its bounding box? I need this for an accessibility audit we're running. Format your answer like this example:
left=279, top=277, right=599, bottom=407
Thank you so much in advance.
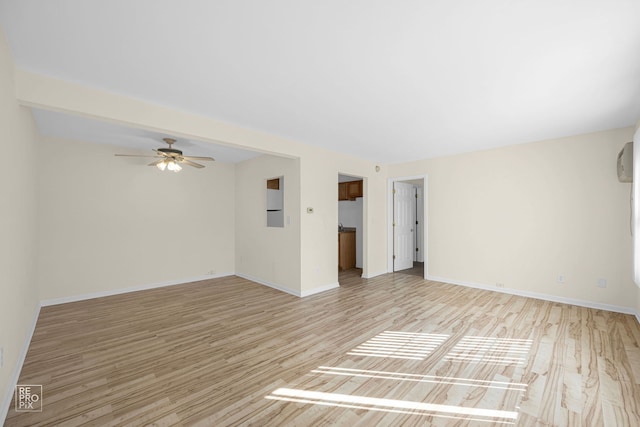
left=392, top=222, right=396, bottom=227
left=416, top=220, right=419, bottom=225
left=393, top=255, right=396, bottom=260
left=393, top=189, right=396, bottom=194
left=415, top=193, right=418, bottom=198
left=416, top=248, right=419, bottom=252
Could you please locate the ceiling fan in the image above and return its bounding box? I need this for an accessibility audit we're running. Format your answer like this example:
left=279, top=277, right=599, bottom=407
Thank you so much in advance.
left=114, top=138, right=215, bottom=172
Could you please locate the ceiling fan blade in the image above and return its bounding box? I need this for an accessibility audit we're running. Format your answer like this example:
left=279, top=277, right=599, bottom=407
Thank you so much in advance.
left=114, top=154, right=160, bottom=158
left=181, top=159, right=205, bottom=169
left=152, top=149, right=173, bottom=157
left=116, top=141, right=211, bottom=168
left=182, top=155, right=215, bottom=161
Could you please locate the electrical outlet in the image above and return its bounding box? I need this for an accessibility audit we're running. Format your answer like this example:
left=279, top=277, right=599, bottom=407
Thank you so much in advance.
left=557, top=274, right=565, bottom=284
left=208, top=269, right=216, bottom=276
left=496, top=283, right=505, bottom=288
left=597, top=278, right=607, bottom=288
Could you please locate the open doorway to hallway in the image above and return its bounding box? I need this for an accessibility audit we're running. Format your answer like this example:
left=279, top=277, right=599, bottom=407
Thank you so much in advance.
left=338, top=174, right=364, bottom=277
left=388, top=176, right=426, bottom=278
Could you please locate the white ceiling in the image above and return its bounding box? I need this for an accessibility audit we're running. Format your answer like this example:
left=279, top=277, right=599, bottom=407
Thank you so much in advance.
left=32, top=108, right=262, bottom=163
left=2, top=0, right=640, bottom=164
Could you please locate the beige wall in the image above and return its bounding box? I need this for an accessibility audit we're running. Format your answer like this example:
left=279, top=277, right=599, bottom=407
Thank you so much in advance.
left=13, top=70, right=389, bottom=293
left=0, top=32, right=40, bottom=417
left=299, top=151, right=388, bottom=292
left=235, top=151, right=388, bottom=295
left=390, top=128, right=637, bottom=310
left=235, top=155, right=301, bottom=294
left=13, top=53, right=638, bottom=313
left=37, top=137, right=236, bottom=301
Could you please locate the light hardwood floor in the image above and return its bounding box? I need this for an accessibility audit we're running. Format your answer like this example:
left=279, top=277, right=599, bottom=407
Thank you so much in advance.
left=5, top=272, right=640, bottom=426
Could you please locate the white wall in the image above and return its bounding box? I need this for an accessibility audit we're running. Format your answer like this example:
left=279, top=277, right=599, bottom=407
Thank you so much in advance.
left=37, top=137, right=236, bottom=301
left=235, top=155, right=301, bottom=294
left=339, top=198, right=363, bottom=268
left=390, top=128, right=637, bottom=310
left=0, top=31, right=40, bottom=420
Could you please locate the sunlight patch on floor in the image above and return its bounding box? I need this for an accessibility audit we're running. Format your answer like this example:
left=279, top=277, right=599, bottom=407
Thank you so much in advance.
left=445, top=336, right=533, bottom=365
left=265, top=331, right=531, bottom=424
left=266, top=388, right=519, bottom=424
left=347, top=330, right=449, bottom=360
left=311, top=366, right=528, bottom=392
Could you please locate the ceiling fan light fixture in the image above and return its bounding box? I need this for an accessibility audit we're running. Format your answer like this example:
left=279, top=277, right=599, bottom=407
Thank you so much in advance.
left=167, top=160, right=181, bottom=172
left=157, top=160, right=168, bottom=171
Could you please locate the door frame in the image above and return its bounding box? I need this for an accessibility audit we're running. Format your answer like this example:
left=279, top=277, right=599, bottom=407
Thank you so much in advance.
left=338, top=172, right=366, bottom=277
left=387, top=175, right=428, bottom=278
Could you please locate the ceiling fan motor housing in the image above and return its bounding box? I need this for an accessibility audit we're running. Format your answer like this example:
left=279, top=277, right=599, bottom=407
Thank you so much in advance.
left=157, top=147, right=183, bottom=157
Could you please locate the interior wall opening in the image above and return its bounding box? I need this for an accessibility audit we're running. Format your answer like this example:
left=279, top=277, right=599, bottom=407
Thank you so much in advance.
left=388, top=176, right=427, bottom=279
left=338, top=174, right=365, bottom=281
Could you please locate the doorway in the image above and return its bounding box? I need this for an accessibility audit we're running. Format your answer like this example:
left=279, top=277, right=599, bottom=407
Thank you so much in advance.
left=338, top=174, right=364, bottom=275
left=388, top=176, right=427, bottom=278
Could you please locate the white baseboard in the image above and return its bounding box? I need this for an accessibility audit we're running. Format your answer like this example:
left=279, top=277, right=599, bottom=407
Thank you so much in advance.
left=361, top=270, right=387, bottom=279
left=40, top=272, right=234, bottom=307
left=39, top=271, right=341, bottom=306
left=235, top=274, right=339, bottom=298
left=1, top=303, right=41, bottom=424
left=301, top=282, right=340, bottom=297
left=427, top=275, right=637, bottom=315
left=636, top=311, right=640, bottom=325
left=235, top=273, right=301, bottom=297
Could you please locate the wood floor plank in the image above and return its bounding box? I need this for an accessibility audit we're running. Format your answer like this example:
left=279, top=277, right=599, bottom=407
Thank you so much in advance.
left=5, top=271, right=640, bottom=426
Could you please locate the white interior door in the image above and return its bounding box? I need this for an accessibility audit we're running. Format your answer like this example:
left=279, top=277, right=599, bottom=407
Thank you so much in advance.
left=394, top=182, right=415, bottom=271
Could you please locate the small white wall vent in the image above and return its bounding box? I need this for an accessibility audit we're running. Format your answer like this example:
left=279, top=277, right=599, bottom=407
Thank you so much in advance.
left=617, top=141, right=633, bottom=182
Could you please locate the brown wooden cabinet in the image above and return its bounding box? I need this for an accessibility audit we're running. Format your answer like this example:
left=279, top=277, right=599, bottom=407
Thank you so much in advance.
left=338, top=180, right=363, bottom=201
left=338, top=182, right=349, bottom=201
left=266, top=178, right=280, bottom=190
left=338, top=230, right=356, bottom=271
